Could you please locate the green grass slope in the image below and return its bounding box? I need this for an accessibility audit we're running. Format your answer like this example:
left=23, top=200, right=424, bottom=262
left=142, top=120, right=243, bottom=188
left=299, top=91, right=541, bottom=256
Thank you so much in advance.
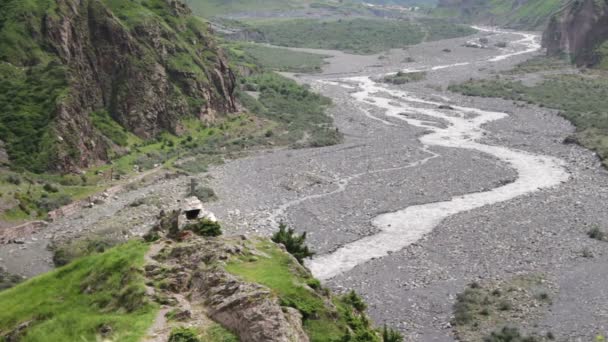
left=245, top=18, right=476, bottom=54
left=0, top=241, right=156, bottom=342
left=184, top=0, right=325, bottom=17
left=435, top=0, right=564, bottom=29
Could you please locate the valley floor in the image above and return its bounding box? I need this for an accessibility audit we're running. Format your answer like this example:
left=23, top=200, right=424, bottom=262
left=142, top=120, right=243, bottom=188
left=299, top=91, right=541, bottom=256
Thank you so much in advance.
left=1, top=28, right=607, bottom=340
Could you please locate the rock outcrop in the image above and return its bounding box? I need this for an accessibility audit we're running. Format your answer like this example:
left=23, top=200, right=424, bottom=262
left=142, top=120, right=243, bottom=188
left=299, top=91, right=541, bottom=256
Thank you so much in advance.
left=0, top=0, right=238, bottom=172
left=147, top=237, right=310, bottom=342
left=542, top=0, right=608, bottom=67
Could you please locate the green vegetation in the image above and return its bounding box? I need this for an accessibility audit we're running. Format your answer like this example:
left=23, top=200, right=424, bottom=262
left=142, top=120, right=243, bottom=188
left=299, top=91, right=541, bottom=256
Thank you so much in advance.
left=202, top=323, right=239, bottom=342
left=91, top=110, right=129, bottom=147
left=434, top=0, right=563, bottom=29
left=228, top=42, right=329, bottom=73
left=383, top=71, right=426, bottom=84
left=183, top=218, right=223, bottom=237
left=239, top=73, right=341, bottom=148
left=271, top=222, right=315, bottom=263
left=184, top=0, right=321, bottom=17
left=169, top=327, right=201, bottom=342
left=449, top=67, right=608, bottom=168
left=247, top=18, right=475, bottom=54
left=226, top=240, right=392, bottom=342
left=587, top=225, right=607, bottom=242
left=483, top=326, right=540, bottom=342
left=0, top=241, right=156, bottom=341
left=452, top=276, right=553, bottom=342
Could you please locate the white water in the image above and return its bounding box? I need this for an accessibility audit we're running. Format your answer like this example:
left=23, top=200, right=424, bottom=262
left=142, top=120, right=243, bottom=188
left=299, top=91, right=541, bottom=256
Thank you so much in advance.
left=303, top=29, right=570, bottom=280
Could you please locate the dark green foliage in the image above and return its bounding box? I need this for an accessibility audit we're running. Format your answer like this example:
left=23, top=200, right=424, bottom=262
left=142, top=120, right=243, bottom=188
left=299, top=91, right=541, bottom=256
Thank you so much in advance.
left=168, top=327, right=200, bottom=342
left=271, top=222, right=314, bottom=264
left=240, top=73, right=341, bottom=148
left=484, top=326, right=540, bottom=342
left=343, top=290, right=368, bottom=313
left=5, top=174, right=21, bottom=185
left=183, top=218, right=222, bottom=237
left=588, top=226, right=607, bottom=241
left=35, top=194, right=72, bottom=212
left=383, top=71, right=426, bottom=84
left=250, top=18, right=475, bottom=55
left=382, top=325, right=404, bottom=342
left=43, top=183, right=59, bottom=193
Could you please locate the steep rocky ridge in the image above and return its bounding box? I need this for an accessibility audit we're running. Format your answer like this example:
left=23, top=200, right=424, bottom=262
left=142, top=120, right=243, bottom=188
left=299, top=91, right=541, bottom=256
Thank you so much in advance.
left=542, top=0, right=608, bottom=68
left=0, top=0, right=237, bottom=172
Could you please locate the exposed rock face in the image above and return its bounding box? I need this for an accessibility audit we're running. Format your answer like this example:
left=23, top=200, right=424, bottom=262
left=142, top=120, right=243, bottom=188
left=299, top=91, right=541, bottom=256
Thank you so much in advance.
left=0, top=0, right=237, bottom=172
left=542, top=0, right=608, bottom=67
left=148, top=237, right=310, bottom=342
left=0, top=140, right=8, bottom=166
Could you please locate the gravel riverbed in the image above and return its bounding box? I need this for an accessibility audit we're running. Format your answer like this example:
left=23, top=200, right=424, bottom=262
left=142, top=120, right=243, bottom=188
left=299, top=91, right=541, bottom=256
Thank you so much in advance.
left=1, top=28, right=606, bottom=341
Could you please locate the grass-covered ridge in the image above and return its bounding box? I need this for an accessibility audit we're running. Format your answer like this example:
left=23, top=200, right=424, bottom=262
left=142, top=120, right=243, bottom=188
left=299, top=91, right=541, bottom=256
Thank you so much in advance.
left=244, top=18, right=476, bottom=54
left=0, top=241, right=156, bottom=342
left=226, top=239, right=390, bottom=341
left=449, top=58, right=608, bottom=168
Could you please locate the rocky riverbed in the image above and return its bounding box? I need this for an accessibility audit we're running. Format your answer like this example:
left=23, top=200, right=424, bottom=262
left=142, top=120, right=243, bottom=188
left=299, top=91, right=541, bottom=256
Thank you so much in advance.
left=1, top=27, right=606, bottom=340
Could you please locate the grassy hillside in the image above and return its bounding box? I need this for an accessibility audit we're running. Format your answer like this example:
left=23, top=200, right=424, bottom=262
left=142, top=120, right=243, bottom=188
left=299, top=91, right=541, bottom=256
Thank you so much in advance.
left=0, top=241, right=156, bottom=341
left=184, top=0, right=325, bottom=16
left=435, top=0, right=564, bottom=29
left=244, top=18, right=476, bottom=54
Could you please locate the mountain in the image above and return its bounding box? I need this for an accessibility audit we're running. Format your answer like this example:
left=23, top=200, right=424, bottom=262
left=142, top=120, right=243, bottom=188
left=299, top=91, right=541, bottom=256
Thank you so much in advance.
left=0, top=0, right=237, bottom=173
left=435, top=0, right=564, bottom=29
left=543, top=0, right=608, bottom=68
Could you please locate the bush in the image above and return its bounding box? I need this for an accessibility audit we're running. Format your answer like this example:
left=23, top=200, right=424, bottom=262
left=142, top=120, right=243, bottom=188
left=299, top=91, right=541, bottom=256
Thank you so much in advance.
left=183, top=218, right=222, bottom=237
left=36, top=194, right=72, bottom=212
left=43, top=183, right=59, bottom=193
left=5, top=174, right=21, bottom=185
left=168, top=327, right=200, bottom=342
left=271, top=222, right=314, bottom=264
left=191, top=186, right=217, bottom=202
left=588, top=226, right=607, bottom=241
left=343, top=290, right=367, bottom=313
left=483, top=326, right=539, bottom=342
left=382, top=325, right=404, bottom=342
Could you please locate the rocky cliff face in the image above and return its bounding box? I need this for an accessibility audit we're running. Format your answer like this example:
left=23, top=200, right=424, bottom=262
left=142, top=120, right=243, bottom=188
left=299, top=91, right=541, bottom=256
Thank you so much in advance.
left=542, top=0, right=608, bottom=67
left=0, top=0, right=237, bottom=172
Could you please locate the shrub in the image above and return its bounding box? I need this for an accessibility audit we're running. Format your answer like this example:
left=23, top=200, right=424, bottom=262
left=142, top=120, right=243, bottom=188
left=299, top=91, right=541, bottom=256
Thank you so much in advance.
left=43, top=183, right=59, bottom=193
left=382, top=325, right=404, bottom=342
left=168, top=327, right=200, bottom=342
left=36, top=194, right=72, bottom=212
left=588, top=226, right=607, bottom=241
left=483, top=326, right=539, bottom=342
left=343, top=290, right=367, bottom=313
left=183, top=218, right=222, bottom=237
left=191, top=186, right=217, bottom=202
left=271, top=222, right=314, bottom=264
left=5, top=174, right=21, bottom=185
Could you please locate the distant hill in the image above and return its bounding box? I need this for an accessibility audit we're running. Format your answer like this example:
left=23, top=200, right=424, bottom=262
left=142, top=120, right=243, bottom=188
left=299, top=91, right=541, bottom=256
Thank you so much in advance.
left=184, top=0, right=327, bottom=16
left=435, top=0, right=565, bottom=29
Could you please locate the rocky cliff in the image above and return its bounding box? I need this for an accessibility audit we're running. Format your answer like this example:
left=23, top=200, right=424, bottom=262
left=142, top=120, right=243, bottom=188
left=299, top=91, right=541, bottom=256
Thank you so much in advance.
left=542, top=0, right=608, bottom=68
left=0, top=0, right=237, bottom=172
left=436, top=0, right=564, bottom=29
